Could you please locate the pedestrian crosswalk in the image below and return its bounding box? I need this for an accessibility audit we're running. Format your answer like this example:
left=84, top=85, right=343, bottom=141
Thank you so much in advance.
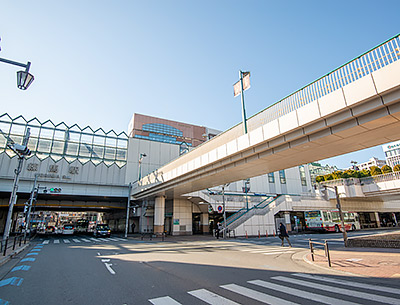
left=149, top=273, right=400, bottom=304
left=40, top=237, right=127, bottom=244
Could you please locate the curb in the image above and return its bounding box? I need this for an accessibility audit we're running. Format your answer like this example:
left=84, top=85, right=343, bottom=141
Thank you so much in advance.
left=0, top=243, right=30, bottom=267
left=301, top=251, right=364, bottom=277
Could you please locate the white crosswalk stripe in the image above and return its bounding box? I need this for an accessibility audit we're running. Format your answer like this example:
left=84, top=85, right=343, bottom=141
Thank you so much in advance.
left=80, top=238, right=91, bottom=242
left=97, top=238, right=109, bottom=242
left=188, top=288, right=240, bottom=305
left=147, top=273, right=400, bottom=304
left=272, top=276, right=400, bottom=305
left=221, top=283, right=298, bottom=305
left=72, top=239, right=81, bottom=243
left=108, top=238, right=120, bottom=242
left=149, top=296, right=182, bottom=304
left=42, top=240, right=49, bottom=244
left=292, top=273, right=400, bottom=295
left=63, top=239, right=70, bottom=243
left=54, top=239, right=60, bottom=244
left=249, top=279, right=359, bottom=305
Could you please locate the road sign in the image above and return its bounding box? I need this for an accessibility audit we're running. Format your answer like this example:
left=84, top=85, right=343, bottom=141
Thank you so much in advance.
left=217, top=205, right=223, bottom=213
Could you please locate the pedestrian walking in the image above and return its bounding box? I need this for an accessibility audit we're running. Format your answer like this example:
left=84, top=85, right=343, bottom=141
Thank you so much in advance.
left=278, top=223, right=292, bottom=247
left=216, top=222, right=222, bottom=239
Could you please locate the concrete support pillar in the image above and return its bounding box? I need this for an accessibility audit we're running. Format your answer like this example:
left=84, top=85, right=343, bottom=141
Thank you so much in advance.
left=172, top=198, right=192, bottom=236
left=154, top=196, right=165, bottom=235
left=200, top=213, right=209, bottom=234
left=375, top=212, right=381, bottom=227
left=284, top=212, right=292, bottom=231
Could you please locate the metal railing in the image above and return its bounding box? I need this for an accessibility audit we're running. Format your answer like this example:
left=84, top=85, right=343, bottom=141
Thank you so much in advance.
left=258, top=33, right=400, bottom=126
left=309, top=239, right=331, bottom=267
left=0, top=234, right=26, bottom=256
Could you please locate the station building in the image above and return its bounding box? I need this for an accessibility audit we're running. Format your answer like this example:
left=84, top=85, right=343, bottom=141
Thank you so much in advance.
left=1, top=112, right=398, bottom=236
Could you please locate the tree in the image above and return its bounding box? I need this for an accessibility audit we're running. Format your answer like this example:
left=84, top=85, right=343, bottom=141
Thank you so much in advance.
left=381, top=165, right=392, bottom=174
left=393, top=164, right=400, bottom=172
left=316, top=175, right=324, bottom=183
left=360, top=169, right=371, bottom=177
left=370, top=166, right=382, bottom=176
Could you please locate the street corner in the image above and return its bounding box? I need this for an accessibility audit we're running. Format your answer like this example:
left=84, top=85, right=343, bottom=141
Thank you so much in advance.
left=303, top=248, right=400, bottom=278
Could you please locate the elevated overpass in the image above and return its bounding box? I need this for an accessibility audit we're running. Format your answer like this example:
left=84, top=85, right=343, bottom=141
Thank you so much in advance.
left=133, top=34, right=400, bottom=201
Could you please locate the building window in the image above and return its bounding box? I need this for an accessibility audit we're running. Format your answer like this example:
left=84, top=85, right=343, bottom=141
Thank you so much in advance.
left=268, top=172, right=275, bottom=183
left=279, top=170, right=286, bottom=184
left=142, top=123, right=183, bottom=137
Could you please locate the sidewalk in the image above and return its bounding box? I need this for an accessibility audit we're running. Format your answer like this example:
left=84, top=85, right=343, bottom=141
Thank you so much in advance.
left=0, top=240, right=30, bottom=267
left=304, top=247, right=400, bottom=278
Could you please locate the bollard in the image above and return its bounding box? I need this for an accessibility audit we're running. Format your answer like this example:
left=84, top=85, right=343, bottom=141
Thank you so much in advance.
left=266, top=231, right=268, bottom=238
left=246, top=231, right=248, bottom=238
left=3, top=239, right=8, bottom=256
left=309, top=238, right=314, bottom=262
left=325, top=240, right=331, bottom=267
left=13, top=236, right=17, bottom=250
left=258, top=230, right=260, bottom=238
left=273, top=230, right=275, bottom=237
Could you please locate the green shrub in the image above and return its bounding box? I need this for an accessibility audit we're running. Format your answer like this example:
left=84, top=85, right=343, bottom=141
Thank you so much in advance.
left=393, top=164, right=400, bottom=172
left=381, top=165, right=392, bottom=174
left=370, top=166, right=382, bottom=176
left=316, top=175, right=324, bottom=183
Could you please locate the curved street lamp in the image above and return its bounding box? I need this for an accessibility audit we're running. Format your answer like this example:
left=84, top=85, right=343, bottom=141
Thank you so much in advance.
left=0, top=57, right=34, bottom=90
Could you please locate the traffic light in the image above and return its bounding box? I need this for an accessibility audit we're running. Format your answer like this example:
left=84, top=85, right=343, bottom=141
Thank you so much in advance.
left=49, top=187, right=62, bottom=193
left=43, top=187, right=62, bottom=193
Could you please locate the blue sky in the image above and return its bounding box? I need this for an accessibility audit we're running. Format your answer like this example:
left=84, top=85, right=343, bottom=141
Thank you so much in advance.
left=1, top=1, right=399, bottom=169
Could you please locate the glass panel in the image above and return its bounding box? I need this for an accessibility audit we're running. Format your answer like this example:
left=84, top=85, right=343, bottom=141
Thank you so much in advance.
left=305, top=211, right=321, bottom=218
left=51, top=140, right=64, bottom=155
left=28, top=137, right=38, bottom=152
left=79, top=143, right=92, bottom=157
left=91, top=159, right=101, bottom=165
left=117, top=139, right=128, bottom=148
left=53, top=129, right=66, bottom=140
left=268, top=172, right=275, bottom=183
left=116, top=149, right=126, bottom=161
left=65, top=142, right=79, bottom=156
left=92, top=145, right=104, bottom=159
left=0, top=136, right=6, bottom=149
left=0, top=121, right=11, bottom=134
left=78, top=157, right=90, bottom=164
left=39, top=126, right=54, bottom=139
left=104, top=147, right=116, bottom=160
left=37, top=138, right=52, bottom=153
left=50, top=154, right=62, bottom=162
left=9, top=123, right=26, bottom=137
left=93, top=135, right=105, bottom=146
left=279, top=170, right=286, bottom=184
left=106, top=137, right=117, bottom=147
left=80, top=134, right=93, bottom=145
left=68, top=130, right=81, bottom=142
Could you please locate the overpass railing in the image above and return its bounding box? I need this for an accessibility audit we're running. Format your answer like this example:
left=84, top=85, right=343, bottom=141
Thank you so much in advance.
left=257, top=33, right=400, bottom=126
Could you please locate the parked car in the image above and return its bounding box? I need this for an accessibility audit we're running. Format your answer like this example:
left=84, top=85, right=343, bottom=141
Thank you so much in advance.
left=46, top=226, right=56, bottom=234
left=62, top=224, right=75, bottom=235
left=93, top=224, right=111, bottom=238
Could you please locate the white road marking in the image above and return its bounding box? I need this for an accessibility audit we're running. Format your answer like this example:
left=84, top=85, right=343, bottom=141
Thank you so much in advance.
left=263, top=251, right=295, bottom=255
left=188, top=288, right=240, bottom=304
left=72, top=239, right=81, bottom=243
left=221, top=283, right=298, bottom=305
left=80, top=238, right=91, bottom=242
left=293, top=273, right=400, bottom=295
left=273, top=276, right=399, bottom=305
left=149, top=296, right=182, bottom=305
left=101, top=259, right=110, bottom=262
left=104, top=263, right=115, bottom=275
left=54, top=240, right=60, bottom=244
left=42, top=240, right=49, bottom=244
left=63, top=239, right=70, bottom=243
left=249, top=279, right=359, bottom=305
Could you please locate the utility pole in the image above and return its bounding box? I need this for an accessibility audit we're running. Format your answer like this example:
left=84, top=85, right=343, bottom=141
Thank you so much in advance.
left=124, top=183, right=132, bottom=238
left=24, top=174, right=38, bottom=240
left=222, top=184, right=230, bottom=239
left=2, top=128, right=31, bottom=245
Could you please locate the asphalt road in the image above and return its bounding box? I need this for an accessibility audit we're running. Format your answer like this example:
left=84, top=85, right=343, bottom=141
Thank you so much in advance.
left=0, top=231, right=399, bottom=304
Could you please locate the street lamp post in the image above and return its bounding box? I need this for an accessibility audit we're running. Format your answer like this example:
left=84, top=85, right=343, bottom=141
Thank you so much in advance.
left=0, top=57, right=34, bottom=90
left=138, top=153, right=147, bottom=181
left=124, top=182, right=132, bottom=238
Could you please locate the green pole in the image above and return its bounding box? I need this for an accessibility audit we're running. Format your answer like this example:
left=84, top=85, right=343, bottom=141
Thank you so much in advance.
left=239, top=71, right=248, bottom=134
